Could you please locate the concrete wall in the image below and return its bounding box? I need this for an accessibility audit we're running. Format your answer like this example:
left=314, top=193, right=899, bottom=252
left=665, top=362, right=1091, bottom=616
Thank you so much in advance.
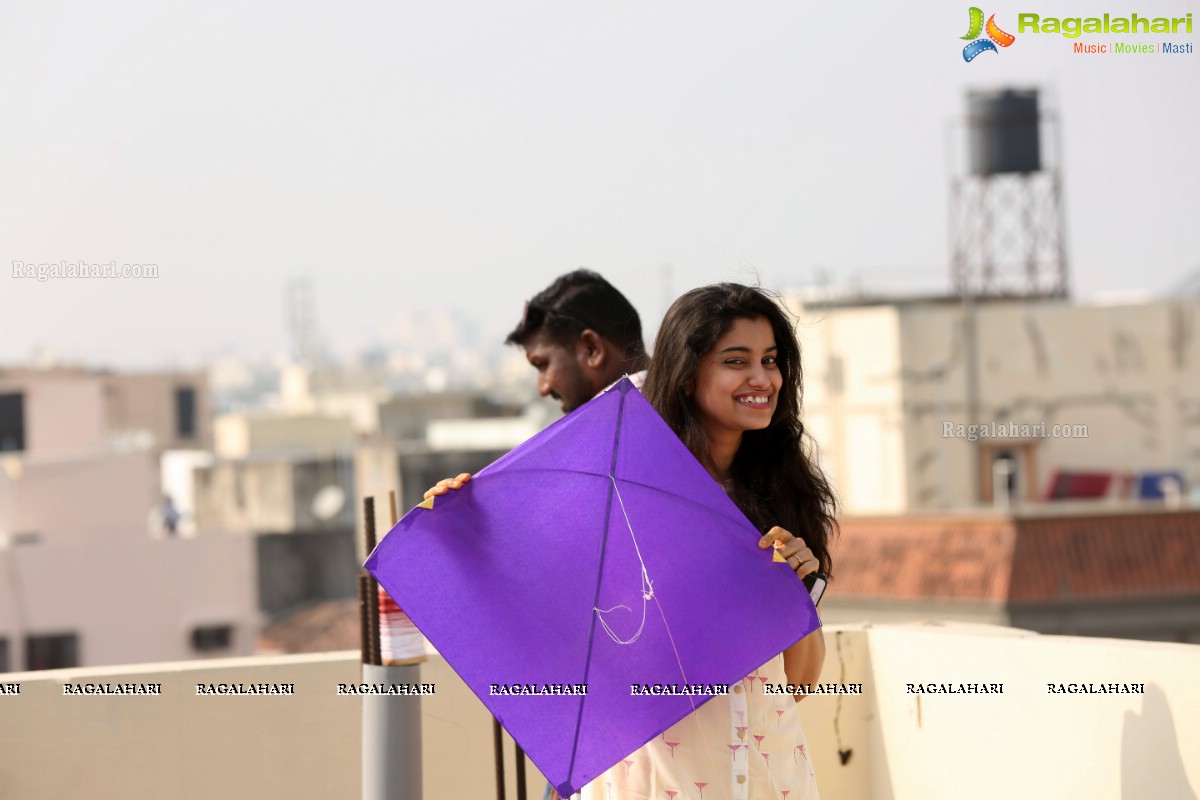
left=1009, top=593, right=1200, bottom=644
left=0, top=373, right=107, bottom=457
left=795, top=299, right=1200, bottom=513
left=0, top=653, right=360, bottom=800
left=901, top=300, right=1200, bottom=509
left=858, top=623, right=1200, bottom=799
left=104, top=371, right=212, bottom=450
left=791, top=303, right=908, bottom=514
left=193, top=457, right=355, bottom=534
left=2, top=624, right=1196, bottom=799
left=194, top=460, right=296, bottom=531
left=379, top=393, right=481, bottom=442
left=0, top=368, right=213, bottom=456
left=0, top=532, right=257, bottom=670
left=0, top=451, right=160, bottom=543
left=213, top=413, right=357, bottom=459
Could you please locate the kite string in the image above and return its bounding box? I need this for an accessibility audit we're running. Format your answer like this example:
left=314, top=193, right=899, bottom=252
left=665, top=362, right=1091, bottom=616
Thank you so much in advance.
left=592, top=476, right=653, bottom=645
left=593, top=476, right=731, bottom=800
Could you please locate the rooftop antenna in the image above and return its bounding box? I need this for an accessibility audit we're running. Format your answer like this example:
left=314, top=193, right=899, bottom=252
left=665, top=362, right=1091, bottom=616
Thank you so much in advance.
left=285, top=276, right=320, bottom=368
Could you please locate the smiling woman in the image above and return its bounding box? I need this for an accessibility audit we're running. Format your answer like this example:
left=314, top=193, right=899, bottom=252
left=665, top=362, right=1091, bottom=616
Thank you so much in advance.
left=690, top=316, right=783, bottom=474
left=569, top=283, right=839, bottom=800
left=643, top=284, right=837, bottom=577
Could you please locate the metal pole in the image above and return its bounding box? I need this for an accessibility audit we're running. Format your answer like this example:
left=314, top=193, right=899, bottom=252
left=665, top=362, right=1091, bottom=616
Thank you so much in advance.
left=362, top=663, right=424, bottom=800
left=361, top=494, right=423, bottom=800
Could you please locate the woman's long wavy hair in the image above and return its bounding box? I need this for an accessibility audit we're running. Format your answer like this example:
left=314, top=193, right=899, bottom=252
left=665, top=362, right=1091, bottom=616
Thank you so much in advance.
left=643, top=283, right=837, bottom=575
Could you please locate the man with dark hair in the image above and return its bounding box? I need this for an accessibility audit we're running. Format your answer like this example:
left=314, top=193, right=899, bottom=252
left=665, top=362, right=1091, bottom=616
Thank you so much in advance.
left=507, top=269, right=649, bottom=413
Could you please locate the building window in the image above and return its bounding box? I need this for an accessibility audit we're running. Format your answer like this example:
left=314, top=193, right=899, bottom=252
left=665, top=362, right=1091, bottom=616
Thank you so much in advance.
left=0, top=392, right=25, bottom=453
left=191, top=624, right=233, bottom=652
left=0, top=638, right=9, bottom=672
left=175, top=386, right=197, bottom=440
left=25, top=633, right=79, bottom=671
left=979, top=441, right=1038, bottom=504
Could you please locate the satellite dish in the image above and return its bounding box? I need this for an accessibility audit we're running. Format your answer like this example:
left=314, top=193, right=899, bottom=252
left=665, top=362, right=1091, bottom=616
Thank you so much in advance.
left=311, top=485, right=347, bottom=521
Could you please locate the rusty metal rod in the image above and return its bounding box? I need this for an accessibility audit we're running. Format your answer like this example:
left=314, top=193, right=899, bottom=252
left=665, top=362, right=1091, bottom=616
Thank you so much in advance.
left=357, top=574, right=372, bottom=665
left=493, top=717, right=507, bottom=800
left=515, top=741, right=527, bottom=799
left=363, top=495, right=381, bottom=666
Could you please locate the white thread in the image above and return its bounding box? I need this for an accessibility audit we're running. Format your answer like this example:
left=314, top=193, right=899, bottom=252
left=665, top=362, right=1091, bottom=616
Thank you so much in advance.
left=593, top=476, right=654, bottom=645
left=592, top=472, right=730, bottom=799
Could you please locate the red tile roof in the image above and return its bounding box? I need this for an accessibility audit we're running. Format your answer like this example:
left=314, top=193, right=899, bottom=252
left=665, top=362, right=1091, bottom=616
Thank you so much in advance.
left=1009, top=511, right=1200, bottom=602
left=830, top=510, right=1200, bottom=604
left=830, top=516, right=1016, bottom=602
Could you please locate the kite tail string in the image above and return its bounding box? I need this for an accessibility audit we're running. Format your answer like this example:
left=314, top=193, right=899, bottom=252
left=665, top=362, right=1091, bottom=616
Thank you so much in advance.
left=592, top=477, right=653, bottom=645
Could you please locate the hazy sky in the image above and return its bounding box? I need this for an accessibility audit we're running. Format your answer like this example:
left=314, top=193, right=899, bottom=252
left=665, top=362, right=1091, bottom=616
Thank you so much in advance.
left=2, top=0, right=1197, bottom=369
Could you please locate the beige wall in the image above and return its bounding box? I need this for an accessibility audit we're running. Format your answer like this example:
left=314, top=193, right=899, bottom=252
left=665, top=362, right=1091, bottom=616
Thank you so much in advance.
left=0, top=368, right=212, bottom=456
left=900, top=300, right=1200, bottom=508
left=213, top=412, right=357, bottom=459
left=860, top=623, right=1200, bottom=799
left=1, top=451, right=160, bottom=543
left=0, top=653, right=359, bottom=800
left=3, top=624, right=1196, bottom=799
left=0, top=373, right=107, bottom=457
left=0, top=532, right=258, bottom=670
left=104, top=371, right=212, bottom=450
left=794, top=299, right=1200, bottom=512
left=794, top=304, right=908, bottom=514
left=194, top=459, right=296, bottom=531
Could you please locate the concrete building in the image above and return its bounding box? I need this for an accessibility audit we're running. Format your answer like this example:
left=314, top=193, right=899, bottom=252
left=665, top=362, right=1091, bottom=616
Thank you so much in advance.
left=0, top=366, right=255, bottom=672
left=212, top=411, right=357, bottom=459
left=378, top=390, right=523, bottom=443
left=0, top=365, right=211, bottom=457
left=191, top=453, right=359, bottom=617
left=790, top=296, right=1200, bottom=514
left=192, top=455, right=355, bottom=534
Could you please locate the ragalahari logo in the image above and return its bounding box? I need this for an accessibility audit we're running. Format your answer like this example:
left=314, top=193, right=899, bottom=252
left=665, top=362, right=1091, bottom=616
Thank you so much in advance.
left=962, top=7, right=1016, bottom=61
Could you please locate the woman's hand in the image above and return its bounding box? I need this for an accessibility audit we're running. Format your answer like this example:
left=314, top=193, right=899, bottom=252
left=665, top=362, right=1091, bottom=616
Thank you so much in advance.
left=758, top=525, right=819, bottom=579
left=423, top=472, right=472, bottom=500
left=761, top=525, right=827, bottom=695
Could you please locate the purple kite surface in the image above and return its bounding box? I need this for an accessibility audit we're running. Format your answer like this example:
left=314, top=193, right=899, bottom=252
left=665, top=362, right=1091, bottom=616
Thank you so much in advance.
left=364, top=378, right=821, bottom=797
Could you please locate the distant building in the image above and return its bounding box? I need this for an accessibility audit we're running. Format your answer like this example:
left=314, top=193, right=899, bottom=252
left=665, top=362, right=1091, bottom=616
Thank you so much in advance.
left=378, top=391, right=524, bottom=443
left=0, top=365, right=211, bottom=456
left=790, top=295, right=1200, bottom=513
left=212, top=411, right=357, bottom=459
left=193, top=454, right=355, bottom=533
left=0, top=366, right=255, bottom=672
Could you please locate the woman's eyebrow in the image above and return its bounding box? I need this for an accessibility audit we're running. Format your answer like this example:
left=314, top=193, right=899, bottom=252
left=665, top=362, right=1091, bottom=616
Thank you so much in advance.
left=717, top=344, right=777, bottom=354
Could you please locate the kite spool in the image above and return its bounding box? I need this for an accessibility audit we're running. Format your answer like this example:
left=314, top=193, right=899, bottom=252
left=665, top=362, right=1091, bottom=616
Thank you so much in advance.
left=379, top=490, right=428, bottom=665
left=361, top=492, right=424, bottom=800
left=378, top=586, right=427, bottom=664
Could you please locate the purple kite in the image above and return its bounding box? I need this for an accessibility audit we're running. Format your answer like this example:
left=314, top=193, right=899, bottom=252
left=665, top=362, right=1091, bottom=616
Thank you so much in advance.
left=365, top=378, right=821, bottom=797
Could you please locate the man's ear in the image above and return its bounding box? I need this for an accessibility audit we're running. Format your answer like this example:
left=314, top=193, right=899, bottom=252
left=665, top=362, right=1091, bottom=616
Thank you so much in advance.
left=578, top=329, right=608, bottom=369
